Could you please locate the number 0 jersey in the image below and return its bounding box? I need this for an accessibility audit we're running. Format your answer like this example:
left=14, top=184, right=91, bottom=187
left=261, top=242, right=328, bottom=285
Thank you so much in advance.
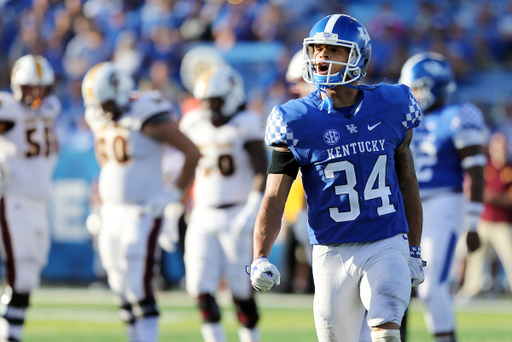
left=85, top=91, right=172, bottom=204
left=410, top=103, right=486, bottom=194
left=265, top=85, right=422, bottom=244
left=0, top=92, right=60, bottom=200
left=180, top=109, right=264, bottom=208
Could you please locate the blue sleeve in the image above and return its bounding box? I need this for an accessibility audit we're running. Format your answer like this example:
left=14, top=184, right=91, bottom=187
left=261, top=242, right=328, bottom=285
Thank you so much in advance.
left=265, top=106, right=298, bottom=148
left=401, top=86, right=422, bottom=130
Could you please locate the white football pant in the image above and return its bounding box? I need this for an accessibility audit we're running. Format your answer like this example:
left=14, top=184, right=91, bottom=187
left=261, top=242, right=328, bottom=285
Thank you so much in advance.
left=416, top=192, right=464, bottom=334
left=99, top=202, right=162, bottom=303
left=312, top=234, right=410, bottom=342
left=0, top=195, right=49, bottom=293
left=185, top=204, right=253, bottom=299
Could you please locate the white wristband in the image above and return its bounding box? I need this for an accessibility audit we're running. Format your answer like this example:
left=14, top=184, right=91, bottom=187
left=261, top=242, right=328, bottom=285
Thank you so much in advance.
left=466, top=201, right=484, bottom=232
left=461, top=154, right=487, bottom=169
left=466, top=201, right=484, bottom=216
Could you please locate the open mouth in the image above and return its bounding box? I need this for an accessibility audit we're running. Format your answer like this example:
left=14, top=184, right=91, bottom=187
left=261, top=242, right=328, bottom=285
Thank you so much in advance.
left=316, top=63, right=329, bottom=75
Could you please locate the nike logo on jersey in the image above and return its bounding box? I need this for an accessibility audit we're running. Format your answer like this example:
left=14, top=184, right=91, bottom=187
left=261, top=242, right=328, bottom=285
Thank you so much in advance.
left=367, top=122, right=382, bottom=131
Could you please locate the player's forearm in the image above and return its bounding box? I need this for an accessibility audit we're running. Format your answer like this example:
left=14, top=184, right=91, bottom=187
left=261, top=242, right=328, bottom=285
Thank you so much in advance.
left=402, top=181, right=423, bottom=247
left=466, top=165, right=485, bottom=203
left=175, top=147, right=201, bottom=191
left=253, top=196, right=285, bottom=260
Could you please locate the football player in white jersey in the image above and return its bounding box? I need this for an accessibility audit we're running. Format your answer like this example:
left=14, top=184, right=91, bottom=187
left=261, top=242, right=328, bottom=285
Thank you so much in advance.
left=400, top=53, right=486, bottom=342
left=82, top=62, right=200, bottom=342
left=0, top=54, right=60, bottom=342
left=180, top=65, right=268, bottom=342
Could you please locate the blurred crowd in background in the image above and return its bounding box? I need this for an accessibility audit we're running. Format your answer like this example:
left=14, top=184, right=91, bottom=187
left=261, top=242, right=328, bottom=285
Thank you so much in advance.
left=2, top=0, right=512, bottom=150
left=1, top=0, right=512, bottom=295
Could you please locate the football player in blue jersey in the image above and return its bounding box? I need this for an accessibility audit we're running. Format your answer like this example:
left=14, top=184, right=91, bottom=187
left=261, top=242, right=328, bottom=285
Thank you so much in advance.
left=249, top=14, right=425, bottom=342
left=399, top=52, right=486, bottom=342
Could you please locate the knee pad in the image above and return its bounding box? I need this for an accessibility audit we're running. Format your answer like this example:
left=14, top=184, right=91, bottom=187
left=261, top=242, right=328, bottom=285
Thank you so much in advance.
left=198, top=293, right=221, bottom=323
left=233, top=297, right=259, bottom=329
left=371, top=329, right=400, bottom=342
left=131, top=295, right=159, bottom=319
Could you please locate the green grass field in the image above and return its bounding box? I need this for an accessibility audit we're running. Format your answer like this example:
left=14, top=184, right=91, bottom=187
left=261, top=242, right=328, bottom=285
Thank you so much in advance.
left=22, top=287, right=512, bottom=342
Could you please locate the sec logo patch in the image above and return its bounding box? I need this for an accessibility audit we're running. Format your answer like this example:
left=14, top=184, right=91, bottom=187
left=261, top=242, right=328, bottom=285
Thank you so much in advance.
left=323, top=129, right=340, bottom=145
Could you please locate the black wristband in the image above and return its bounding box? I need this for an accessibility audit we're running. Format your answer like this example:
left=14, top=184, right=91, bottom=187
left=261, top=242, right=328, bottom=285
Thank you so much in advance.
left=267, top=150, right=300, bottom=179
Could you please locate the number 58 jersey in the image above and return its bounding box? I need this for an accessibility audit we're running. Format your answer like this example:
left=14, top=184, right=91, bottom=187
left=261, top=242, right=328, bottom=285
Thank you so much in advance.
left=0, top=92, right=60, bottom=200
left=265, top=84, right=422, bottom=244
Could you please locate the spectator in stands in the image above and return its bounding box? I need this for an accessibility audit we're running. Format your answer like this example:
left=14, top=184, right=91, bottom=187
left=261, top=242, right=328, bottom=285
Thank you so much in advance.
left=62, top=17, right=111, bottom=79
left=460, top=132, right=512, bottom=298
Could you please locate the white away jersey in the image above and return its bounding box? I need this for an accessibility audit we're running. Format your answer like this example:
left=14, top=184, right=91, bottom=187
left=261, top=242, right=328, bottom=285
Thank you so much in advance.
left=410, top=102, right=486, bottom=193
left=86, top=91, right=172, bottom=204
left=180, top=110, right=264, bottom=207
left=0, top=92, right=60, bottom=200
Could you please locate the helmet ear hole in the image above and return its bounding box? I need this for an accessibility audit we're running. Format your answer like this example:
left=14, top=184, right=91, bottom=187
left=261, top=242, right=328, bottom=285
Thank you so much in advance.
left=100, top=99, right=121, bottom=120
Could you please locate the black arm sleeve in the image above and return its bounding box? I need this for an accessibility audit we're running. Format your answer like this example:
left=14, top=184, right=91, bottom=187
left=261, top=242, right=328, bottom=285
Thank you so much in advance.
left=267, top=149, right=300, bottom=179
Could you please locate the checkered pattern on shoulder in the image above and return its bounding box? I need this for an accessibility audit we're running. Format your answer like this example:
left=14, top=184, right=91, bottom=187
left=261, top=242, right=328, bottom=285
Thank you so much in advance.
left=265, top=106, right=298, bottom=147
left=402, top=90, right=422, bottom=129
left=458, top=102, right=484, bottom=130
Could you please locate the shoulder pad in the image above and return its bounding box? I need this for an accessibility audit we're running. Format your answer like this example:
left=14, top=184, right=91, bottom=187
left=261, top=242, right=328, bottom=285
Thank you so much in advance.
left=39, top=95, right=61, bottom=119
left=85, top=106, right=108, bottom=132
left=120, top=91, right=173, bottom=130
left=377, top=83, right=410, bottom=105
left=232, top=110, right=264, bottom=141
left=179, top=108, right=202, bottom=134
left=378, top=84, right=422, bottom=129
left=454, top=102, right=485, bottom=130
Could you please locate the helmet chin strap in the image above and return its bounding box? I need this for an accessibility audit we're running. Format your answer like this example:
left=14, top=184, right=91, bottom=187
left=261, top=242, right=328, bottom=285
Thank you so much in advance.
left=317, top=86, right=334, bottom=114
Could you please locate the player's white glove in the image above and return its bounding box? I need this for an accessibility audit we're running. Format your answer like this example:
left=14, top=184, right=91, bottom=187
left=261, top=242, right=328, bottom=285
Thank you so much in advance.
left=249, top=257, right=281, bottom=292
left=230, top=191, right=263, bottom=237
left=143, top=187, right=182, bottom=217
left=409, top=246, right=426, bottom=287
left=158, top=201, right=184, bottom=253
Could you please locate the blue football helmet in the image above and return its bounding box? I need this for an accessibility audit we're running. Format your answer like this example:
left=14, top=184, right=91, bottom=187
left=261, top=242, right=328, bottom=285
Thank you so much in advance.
left=399, top=52, right=456, bottom=111
left=303, top=14, right=372, bottom=89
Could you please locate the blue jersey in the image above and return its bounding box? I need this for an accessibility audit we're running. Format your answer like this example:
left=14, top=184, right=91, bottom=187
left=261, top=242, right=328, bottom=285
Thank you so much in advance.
left=410, top=103, right=485, bottom=193
left=265, top=84, right=422, bottom=244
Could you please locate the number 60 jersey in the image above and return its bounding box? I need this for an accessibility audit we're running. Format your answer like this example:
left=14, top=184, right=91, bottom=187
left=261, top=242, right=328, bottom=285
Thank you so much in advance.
left=265, top=84, right=422, bottom=244
left=0, top=92, right=60, bottom=200
left=85, top=91, right=171, bottom=204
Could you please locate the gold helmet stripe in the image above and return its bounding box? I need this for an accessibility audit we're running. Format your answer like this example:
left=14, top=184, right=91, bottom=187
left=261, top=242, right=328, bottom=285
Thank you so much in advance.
left=83, top=62, right=105, bottom=102
left=195, top=66, right=218, bottom=97
left=34, top=55, right=43, bottom=79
